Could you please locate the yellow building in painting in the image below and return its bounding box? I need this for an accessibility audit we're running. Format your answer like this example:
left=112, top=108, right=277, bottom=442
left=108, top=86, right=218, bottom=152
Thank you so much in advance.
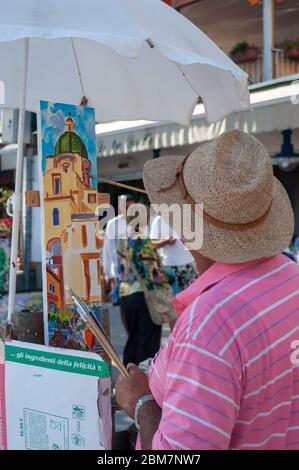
left=46, top=265, right=62, bottom=314
left=61, top=218, right=102, bottom=305
left=43, top=115, right=102, bottom=309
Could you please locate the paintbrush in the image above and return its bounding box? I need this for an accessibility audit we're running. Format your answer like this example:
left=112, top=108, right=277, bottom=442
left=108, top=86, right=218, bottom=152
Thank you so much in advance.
left=70, top=291, right=129, bottom=378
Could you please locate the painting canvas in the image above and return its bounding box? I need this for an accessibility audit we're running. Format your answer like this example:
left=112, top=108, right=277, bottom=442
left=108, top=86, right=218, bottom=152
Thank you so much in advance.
left=39, top=101, right=103, bottom=352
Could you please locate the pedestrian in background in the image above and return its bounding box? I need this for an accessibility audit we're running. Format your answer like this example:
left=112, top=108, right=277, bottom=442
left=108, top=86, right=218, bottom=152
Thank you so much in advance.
left=116, top=204, right=169, bottom=366
left=150, top=214, right=197, bottom=295
left=103, top=193, right=135, bottom=293
left=103, top=193, right=135, bottom=333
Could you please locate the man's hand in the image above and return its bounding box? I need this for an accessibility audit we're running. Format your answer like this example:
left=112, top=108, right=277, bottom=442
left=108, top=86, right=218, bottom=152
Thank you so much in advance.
left=115, top=364, right=151, bottom=418
left=152, top=237, right=176, bottom=249
left=116, top=363, right=162, bottom=450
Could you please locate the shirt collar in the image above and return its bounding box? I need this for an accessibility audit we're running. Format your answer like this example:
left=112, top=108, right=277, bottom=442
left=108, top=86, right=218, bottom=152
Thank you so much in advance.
left=173, top=258, right=268, bottom=316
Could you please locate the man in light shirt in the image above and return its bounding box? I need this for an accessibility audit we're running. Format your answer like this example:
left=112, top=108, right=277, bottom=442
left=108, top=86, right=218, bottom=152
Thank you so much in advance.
left=150, top=214, right=197, bottom=294
left=103, top=194, right=135, bottom=293
left=103, top=194, right=135, bottom=333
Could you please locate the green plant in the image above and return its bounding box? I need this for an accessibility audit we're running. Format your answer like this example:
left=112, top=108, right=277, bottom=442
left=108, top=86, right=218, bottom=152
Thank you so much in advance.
left=231, top=41, right=248, bottom=54
left=49, top=309, right=72, bottom=325
left=0, top=187, right=12, bottom=206
left=285, top=38, right=299, bottom=50
left=0, top=245, right=9, bottom=295
left=230, top=41, right=257, bottom=55
left=0, top=187, right=12, bottom=219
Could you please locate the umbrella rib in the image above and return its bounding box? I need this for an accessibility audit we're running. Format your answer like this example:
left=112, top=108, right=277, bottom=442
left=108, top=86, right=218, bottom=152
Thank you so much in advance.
left=70, top=37, right=86, bottom=100
left=175, top=63, right=199, bottom=99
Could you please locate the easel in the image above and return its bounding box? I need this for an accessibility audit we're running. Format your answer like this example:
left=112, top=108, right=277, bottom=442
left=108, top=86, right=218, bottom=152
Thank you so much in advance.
left=6, top=99, right=146, bottom=447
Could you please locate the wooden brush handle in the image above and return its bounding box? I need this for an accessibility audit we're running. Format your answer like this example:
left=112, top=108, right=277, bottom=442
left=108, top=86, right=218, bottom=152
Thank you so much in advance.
left=85, top=314, right=129, bottom=378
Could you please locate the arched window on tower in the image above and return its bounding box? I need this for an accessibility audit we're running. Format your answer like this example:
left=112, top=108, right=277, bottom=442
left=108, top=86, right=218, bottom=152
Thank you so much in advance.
left=53, top=208, right=60, bottom=226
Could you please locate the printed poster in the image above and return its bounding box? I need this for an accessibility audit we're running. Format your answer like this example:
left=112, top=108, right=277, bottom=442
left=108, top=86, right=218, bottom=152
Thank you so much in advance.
left=39, top=101, right=103, bottom=351
left=1, top=341, right=111, bottom=450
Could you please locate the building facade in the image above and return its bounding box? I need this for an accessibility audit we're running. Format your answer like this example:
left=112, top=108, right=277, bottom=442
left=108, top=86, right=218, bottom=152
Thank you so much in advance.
left=61, top=217, right=102, bottom=306
left=97, top=0, right=299, bottom=239
left=43, top=115, right=101, bottom=311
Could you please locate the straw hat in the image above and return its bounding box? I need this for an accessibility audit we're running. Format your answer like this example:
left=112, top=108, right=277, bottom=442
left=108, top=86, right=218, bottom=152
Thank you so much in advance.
left=143, top=129, right=294, bottom=263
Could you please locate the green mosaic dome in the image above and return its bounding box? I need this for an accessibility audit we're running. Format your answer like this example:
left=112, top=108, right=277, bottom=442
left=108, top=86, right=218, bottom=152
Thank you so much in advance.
left=54, top=117, right=88, bottom=159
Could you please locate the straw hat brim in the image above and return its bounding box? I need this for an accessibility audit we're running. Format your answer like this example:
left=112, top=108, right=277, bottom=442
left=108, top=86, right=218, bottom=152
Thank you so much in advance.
left=143, top=154, right=294, bottom=264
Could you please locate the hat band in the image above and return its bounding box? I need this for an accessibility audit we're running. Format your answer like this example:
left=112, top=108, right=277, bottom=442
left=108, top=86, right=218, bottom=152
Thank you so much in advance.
left=158, top=155, right=272, bottom=232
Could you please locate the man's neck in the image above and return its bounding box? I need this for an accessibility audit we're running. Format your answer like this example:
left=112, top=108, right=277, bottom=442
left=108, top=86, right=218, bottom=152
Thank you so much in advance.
left=191, top=251, right=214, bottom=275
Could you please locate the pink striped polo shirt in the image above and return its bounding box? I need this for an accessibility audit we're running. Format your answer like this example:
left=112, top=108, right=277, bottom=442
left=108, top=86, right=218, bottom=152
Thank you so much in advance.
left=145, top=254, right=299, bottom=450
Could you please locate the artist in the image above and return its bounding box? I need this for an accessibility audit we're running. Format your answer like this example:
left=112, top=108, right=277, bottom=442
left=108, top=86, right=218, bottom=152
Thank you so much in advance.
left=116, top=130, right=299, bottom=450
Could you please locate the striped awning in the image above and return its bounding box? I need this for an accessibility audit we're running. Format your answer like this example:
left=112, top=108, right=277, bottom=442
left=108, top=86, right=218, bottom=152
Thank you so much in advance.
left=96, top=76, right=299, bottom=158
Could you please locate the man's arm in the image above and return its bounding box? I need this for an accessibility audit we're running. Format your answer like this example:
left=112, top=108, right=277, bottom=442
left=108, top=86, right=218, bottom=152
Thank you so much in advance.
left=138, top=401, right=162, bottom=450
left=115, top=365, right=161, bottom=450
left=151, top=238, right=176, bottom=249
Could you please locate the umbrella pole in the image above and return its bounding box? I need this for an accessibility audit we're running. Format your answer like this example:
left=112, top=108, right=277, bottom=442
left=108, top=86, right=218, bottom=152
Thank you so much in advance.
left=7, top=38, right=29, bottom=323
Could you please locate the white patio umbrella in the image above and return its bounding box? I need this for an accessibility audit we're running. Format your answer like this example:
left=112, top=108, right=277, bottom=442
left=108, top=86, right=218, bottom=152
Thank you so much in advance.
left=0, top=0, right=250, bottom=321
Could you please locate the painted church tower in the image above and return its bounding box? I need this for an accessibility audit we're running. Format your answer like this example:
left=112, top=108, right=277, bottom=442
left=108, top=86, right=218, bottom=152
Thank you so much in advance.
left=43, top=114, right=100, bottom=313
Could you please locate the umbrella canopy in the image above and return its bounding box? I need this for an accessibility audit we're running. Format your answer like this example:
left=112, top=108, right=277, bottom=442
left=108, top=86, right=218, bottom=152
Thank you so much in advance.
left=0, top=0, right=249, bottom=125
left=0, top=0, right=250, bottom=322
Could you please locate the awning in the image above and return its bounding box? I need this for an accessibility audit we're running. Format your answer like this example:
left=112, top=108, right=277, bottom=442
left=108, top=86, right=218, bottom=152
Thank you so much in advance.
left=0, top=143, right=17, bottom=170
left=2, top=76, right=299, bottom=162
left=96, top=76, right=299, bottom=158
